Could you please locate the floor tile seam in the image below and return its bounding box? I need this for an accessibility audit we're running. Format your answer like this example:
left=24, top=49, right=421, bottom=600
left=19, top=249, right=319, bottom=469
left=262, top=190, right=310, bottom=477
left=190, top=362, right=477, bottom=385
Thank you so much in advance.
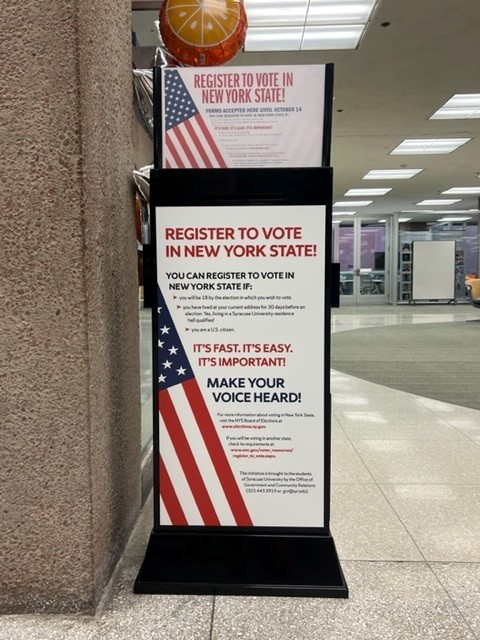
left=0, top=613, right=100, bottom=623
left=405, top=392, right=480, bottom=422
left=409, top=395, right=480, bottom=425
left=334, top=409, right=444, bottom=422
left=372, top=481, right=480, bottom=486
left=331, top=410, right=351, bottom=441
left=351, top=438, right=477, bottom=455
left=466, top=437, right=480, bottom=451
left=339, top=558, right=431, bottom=565
left=374, top=482, right=428, bottom=563
left=345, top=433, right=480, bottom=448
left=426, top=560, right=480, bottom=640
left=209, top=595, right=216, bottom=640
left=336, top=437, right=378, bottom=484
left=342, top=435, right=473, bottom=443
left=338, top=417, right=480, bottom=427
left=338, top=557, right=480, bottom=567
left=331, top=481, right=377, bottom=485
left=344, top=436, right=474, bottom=444
left=444, top=432, right=480, bottom=450
left=428, top=560, right=480, bottom=566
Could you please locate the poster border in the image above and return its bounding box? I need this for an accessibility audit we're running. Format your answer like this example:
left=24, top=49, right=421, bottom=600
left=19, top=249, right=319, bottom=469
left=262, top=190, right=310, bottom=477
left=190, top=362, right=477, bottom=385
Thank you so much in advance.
left=149, top=167, right=333, bottom=536
left=156, top=64, right=334, bottom=170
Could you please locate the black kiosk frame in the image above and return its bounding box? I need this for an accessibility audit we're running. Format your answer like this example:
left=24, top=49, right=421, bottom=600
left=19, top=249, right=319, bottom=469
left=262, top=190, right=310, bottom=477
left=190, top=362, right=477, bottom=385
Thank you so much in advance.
left=135, top=64, right=347, bottom=598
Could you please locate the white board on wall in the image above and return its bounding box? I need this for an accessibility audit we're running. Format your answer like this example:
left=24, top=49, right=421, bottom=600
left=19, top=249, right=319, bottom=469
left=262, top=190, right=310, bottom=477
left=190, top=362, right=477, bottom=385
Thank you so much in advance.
left=412, top=240, right=455, bottom=301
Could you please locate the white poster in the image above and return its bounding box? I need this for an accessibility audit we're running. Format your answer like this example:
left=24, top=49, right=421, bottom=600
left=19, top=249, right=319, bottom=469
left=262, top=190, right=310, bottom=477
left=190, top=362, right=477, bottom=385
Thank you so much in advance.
left=155, top=205, right=326, bottom=527
left=162, top=65, right=326, bottom=168
left=412, top=240, right=456, bottom=300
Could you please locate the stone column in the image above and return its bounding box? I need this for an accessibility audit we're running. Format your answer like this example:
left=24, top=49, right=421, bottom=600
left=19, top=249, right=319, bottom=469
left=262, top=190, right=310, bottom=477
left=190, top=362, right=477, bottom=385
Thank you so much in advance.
left=0, top=0, right=141, bottom=614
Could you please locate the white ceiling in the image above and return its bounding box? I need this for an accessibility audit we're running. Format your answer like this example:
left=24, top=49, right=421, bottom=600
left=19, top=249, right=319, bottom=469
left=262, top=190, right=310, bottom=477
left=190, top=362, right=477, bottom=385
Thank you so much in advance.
left=132, top=0, right=480, bottom=222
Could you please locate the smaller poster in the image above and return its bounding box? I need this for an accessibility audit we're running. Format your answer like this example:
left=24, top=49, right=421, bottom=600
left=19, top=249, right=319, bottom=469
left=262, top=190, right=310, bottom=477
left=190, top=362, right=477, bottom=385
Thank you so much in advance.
left=162, top=65, right=326, bottom=168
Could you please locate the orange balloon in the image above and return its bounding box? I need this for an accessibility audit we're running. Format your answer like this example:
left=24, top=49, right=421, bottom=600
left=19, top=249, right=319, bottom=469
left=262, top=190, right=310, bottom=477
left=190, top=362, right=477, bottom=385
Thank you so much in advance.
left=160, top=0, right=247, bottom=67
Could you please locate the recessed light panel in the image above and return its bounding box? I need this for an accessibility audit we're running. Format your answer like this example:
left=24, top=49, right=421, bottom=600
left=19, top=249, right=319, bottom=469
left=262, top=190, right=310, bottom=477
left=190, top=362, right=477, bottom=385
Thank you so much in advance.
left=390, top=138, right=471, bottom=154
left=301, top=24, right=364, bottom=50
left=344, top=188, right=392, bottom=196
left=334, top=200, right=373, bottom=207
left=430, top=94, right=480, bottom=120
left=401, top=209, right=472, bottom=214
left=244, top=0, right=308, bottom=26
left=398, top=218, right=411, bottom=222
left=333, top=211, right=356, bottom=215
left=243, top=0, right=379, bottom=51
left=442, top=187, right=480, bottom=195
left=416, top=199, right=461, bottom=206
left=363, top=169, right=423, bottom=180
left=244, top=26, right=303, bottom=50
left=437, top=217, right=472, bottom=222
left=306, top=0, right=376, bottom=24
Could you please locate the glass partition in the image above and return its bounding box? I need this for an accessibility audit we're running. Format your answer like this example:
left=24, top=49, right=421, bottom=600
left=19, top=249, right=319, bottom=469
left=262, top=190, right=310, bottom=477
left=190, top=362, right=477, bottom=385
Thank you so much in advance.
left=335, top=218, right=389, bottom=304
left=338, top=221, right=354, bottom=297
left=359, top=221, right=385, bottom=296
left=397, top=220, right=478, bottom=303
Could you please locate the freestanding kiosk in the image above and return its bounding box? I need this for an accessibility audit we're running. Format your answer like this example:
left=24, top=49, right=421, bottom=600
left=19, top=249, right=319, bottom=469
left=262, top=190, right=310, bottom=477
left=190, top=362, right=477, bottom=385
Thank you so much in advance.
left=135, top=64, right=348, bottom=598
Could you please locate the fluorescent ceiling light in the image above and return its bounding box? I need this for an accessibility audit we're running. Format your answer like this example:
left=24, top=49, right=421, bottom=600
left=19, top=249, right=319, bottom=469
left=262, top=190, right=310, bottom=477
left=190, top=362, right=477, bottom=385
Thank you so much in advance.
left=245, top=24, right=365, bottom=51
left=244, top=0, right=308, bottom=26
left=333, top=211, right=356, bottom=215
left=245, top=27, right=303, bottom=50
left=416, top=199, right=461, bottom=206
left=437, top=217, right=472, bottom=222
left=398, top=218, right=411, bottom=222
left=243, top=0, right=379, bottom=51
left=401, top=209, right=473, bottom=214
left=344, top=188, right=392, bottom=196
left=390, top=138, right=471, bottom=155
left=430, top=94, right=480, bottom=120
left=245, top=0, right=378, bottom=26
left=401, top=210, right=433, bottom=214
left=442, top=187, right=480, bottom=195
left=301, top=24, right=364, bottom=50
left=306, top=0, right=377, bottom=24
left=363, top=169, right=423, bottom=180
left=378, top=219, right=386, bottom=222
left=334, top=200, right=373, bottom=206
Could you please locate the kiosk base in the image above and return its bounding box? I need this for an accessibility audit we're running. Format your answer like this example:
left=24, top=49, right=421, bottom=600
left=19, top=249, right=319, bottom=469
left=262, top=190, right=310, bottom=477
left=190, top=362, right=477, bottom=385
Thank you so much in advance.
left=134, top=531, right=348, bottom=598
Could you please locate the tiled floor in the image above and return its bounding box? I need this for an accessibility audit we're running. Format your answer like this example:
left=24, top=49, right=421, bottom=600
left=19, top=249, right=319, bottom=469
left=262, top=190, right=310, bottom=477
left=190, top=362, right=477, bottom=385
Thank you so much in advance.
left=2, top=305, right=480, bottom=639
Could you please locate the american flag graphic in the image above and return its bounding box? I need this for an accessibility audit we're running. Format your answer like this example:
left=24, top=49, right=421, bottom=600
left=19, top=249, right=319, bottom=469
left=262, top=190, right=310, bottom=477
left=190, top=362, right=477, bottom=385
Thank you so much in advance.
left=163, top=69, right=227, bottom=169
left=156, top=287, right=252, bottom=526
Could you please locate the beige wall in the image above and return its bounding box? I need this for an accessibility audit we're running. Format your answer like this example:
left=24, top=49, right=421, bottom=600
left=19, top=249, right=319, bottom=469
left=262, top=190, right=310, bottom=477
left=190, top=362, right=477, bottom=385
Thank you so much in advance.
left=0, top=0, right=141, bottom=614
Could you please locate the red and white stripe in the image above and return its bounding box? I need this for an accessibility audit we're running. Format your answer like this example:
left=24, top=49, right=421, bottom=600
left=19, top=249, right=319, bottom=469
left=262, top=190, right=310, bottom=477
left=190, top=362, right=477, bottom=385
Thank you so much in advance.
left=164, top=114, right=227, bottom=169
left=159, top=379, right=253, bottom=527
